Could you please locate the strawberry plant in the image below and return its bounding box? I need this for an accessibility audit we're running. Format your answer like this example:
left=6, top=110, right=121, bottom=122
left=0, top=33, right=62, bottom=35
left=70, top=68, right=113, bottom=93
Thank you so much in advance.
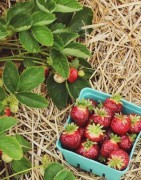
left=0, top=61, right=48, bottom=115
left=0, top=0, right=93, bottom=109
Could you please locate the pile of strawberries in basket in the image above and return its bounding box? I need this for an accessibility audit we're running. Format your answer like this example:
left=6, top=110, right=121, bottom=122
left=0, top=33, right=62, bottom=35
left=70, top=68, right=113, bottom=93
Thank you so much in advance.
left=60, top=95, right=141, bottom=170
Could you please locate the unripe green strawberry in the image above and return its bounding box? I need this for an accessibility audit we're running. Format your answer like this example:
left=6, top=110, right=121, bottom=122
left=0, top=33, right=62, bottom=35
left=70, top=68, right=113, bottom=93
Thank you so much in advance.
left=2, top=153, right=13, bottom=163
left=78, top=69, right=85, bottom=77
left=10, top=103, right=19, bottom=113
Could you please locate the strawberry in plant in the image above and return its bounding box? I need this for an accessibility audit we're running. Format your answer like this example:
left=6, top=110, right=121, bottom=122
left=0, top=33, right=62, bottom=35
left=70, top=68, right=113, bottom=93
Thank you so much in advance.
left=4, top=107, right=11, bottom=116
left=2, top=153, right=13, bottom=163
left=0, top=150, right=2, bottom=156
left=89, top=107, right=113, bottom=128
left=76, top=139, right=99, bottom=159
left=107, top=149, right=129, bottom=170
left=100, top=134, right=120, bottom=158
left=103, top=95, right=122, bottom=113
left=53, top=73, right=65, bottom=83
left=60, top=123, right=81, bottom=150
left=129, top=114, right=141, bottom=133
left=111, top=113, right=131, bottom=135
left=85, top=123, right=105, bottom=142
left=119, top=134, right=136, bottom=151
left=78, top=69, right=85, bottom=77
left=67, top=68, right=78, bottom=83
left=70, top=99, right=90, bottom=127
left=44, top=66, right=50, bottom=78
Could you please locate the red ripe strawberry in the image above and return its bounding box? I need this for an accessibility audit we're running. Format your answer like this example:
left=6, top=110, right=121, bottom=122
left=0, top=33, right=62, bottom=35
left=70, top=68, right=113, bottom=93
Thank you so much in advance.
left=85, top=123, right=105, bottom=142
left=68, top=68, right=78, bottom=83
left=107, top=149, right=129, bottom=170
left=76, top=139, right=99, bottom=159
left=103, top=95, right=122, bottom=113
left=119, top=134, right=136, bottom=151
left=129, top=114, right=141, bottom=133
left=100, top=134, right=120, bottom=158
left=90, top=107, right=113, bottom=128
left=0, top=150, right=2, bottom=156
left=60, top=123, right=81, bottom=150
left=78, top=127, right=85, bottom=138
left=4, top=107, right=11, bottom=116
left=111, top=113, right=131, bottom=135
left=70, top=99, right=90, bottom=127
left=44, top=67, right=49, bottom=78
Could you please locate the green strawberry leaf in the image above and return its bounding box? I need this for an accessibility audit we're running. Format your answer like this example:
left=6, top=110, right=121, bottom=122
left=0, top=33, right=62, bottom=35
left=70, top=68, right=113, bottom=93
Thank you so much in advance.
left=0, top=25, right=8, bottom=40
left=23, top=59, right=36, bottom=68
left=12, top=157, right=31, bottom=174
left=0, top=102, right=4, bottom=113
left=0, top=136, right=23, bottom=160
left=19, top=30, right=40, bottom=53
left=15, top=134, right=32, bottom=153
left=54, top=169, right=75, bottom=180
left=69, top=7, right=93, bottom=33
left=70, top=58, right=79, bottom=69
left=79, top=58, right=91, bottom=68
left=16, top=92, right=48, bottom=108
left=0, top=18, right=6, bottom=25
left=3, top=61, right=20, bottom=93
left=0, top=117, right=18, bottom=133
left=9, top=13, right=32, bottom=32
left=66, top=77, right=90, bottom=99
left=63, top=42, right=91, bottom=59
left=7, top=1, right=34, bottom=23
left=53, top=35, right=64, bottom=50
left=0, top=87, right=7, bottom=101
left=55, top=12, right=73, bottom=25
left=50, top=49, right=69, bottom=78
left=18, top=66, right=44, bottom=91
left=36, top=0, right=56, bottom=13
left=47, top=75, right=68, bottom=109
left=31, top=26, right=53, bottom=46
left=54, top=0, right=82, bottom=13
left=44, top=162, right=64, bottom=180
left=49, top=23, right=67, bottom=34
left=31, top=11, right=56, bottom=26
left=59, top=31, right=79, bottom=46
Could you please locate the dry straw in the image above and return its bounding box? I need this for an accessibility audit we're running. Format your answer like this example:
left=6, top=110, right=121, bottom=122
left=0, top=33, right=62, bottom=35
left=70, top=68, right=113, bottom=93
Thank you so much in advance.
left=0, top=0, right=141, bottom=179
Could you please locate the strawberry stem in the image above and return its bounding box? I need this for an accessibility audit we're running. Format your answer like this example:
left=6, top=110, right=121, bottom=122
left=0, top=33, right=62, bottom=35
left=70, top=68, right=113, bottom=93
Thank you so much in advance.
left=65, top=123, right=78, bottom=134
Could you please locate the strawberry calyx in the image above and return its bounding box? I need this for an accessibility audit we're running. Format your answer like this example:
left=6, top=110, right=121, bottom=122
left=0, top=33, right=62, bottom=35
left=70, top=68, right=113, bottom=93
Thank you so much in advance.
left=76, top=98, right=92, bottom=109
left=129, top=114, right=140, bottom=126
left=94, top=108, right=109, bottom=118
left=64, top=123, right=78, bottom=134
left=87, top=124, right=105, bottom=137
left=82, top=139, right=96, bottom=151
left=114, top=113, right=128, bottom=124
left=111, top=133, right=121, bottom=143
left=108, top=156, right=124, bottom=170
left=128, top=133, right=136, bottom=142
left=98, top=155, right=106, bottom=163
left=110, top=94, right=122, bottom=104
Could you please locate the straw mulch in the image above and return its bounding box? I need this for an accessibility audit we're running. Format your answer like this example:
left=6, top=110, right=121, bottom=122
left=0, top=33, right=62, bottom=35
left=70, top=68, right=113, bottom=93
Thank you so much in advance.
left=0, top=0, right=141, bottom=180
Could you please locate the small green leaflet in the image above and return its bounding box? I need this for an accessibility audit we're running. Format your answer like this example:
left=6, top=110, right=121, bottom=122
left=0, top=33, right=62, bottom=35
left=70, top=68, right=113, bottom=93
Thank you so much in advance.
left=9, top=13, right=32, bottom=32
left=3, top=61, right=20, bottom=93
left=69, top=7, right=93, bottom=33
left=32, top=26, right=53, bottom=46
left=0, top=25, right=8, bottom=40
left=16, top=92, right=48, bottom=108
left=50, top=23, right=67, bottom=34
left=0, top=136, right=23, bottom=160
left=63, top=42, right=91, bottom=59
left=0, top=87, right=7, bottom=101
left=47, top=75, right=68, bottom=109
left=15, top=134, right=31, bottom=153
left=54, top=0, right=82, bottom=13
left=12, top=157, right=31, bottom=174
left=0, top=103, right=4, bottom=113
left=53, top=35, right=64, bottom=50
left=7, top=1, right=34, bottom=23
left=54, top=169, right=75, bottom=180
left=50, top=49, right=69, bottom=78
left=31, top=11, right=56, bottom=26
left=18, top=66, right=45, bottom=91
left=44, top=162, right=64, bottom=180
left=59, top=31, right=79, bottom=46
left=19, top=30, right=40, bottom=53
left=0, top=117, right=17, bottom=133
left=36, top=0, right=56, bottom=13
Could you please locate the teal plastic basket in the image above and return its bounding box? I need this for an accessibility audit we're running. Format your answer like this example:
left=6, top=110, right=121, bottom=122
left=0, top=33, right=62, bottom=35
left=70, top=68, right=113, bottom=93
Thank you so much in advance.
left=56, top=88, right=141, bottom=180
